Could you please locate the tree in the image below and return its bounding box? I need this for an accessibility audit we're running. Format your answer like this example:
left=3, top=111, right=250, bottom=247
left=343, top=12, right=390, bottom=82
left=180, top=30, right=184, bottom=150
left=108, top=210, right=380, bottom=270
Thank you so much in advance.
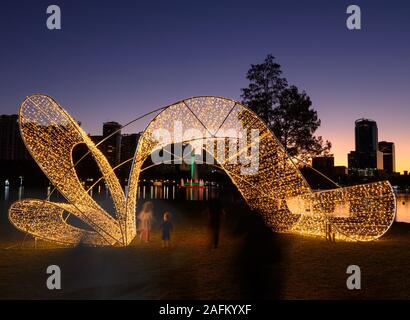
left=240, top=54, right=287, bottom=126
left=241, top=54, right=331, bottom=162
left=273, top=86, right=331, bottom=161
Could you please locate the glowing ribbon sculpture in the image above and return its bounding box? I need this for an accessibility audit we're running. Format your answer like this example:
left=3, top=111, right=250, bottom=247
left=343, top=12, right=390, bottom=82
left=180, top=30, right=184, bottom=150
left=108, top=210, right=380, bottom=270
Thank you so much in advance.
left=8, top=94, right=396, bottom=246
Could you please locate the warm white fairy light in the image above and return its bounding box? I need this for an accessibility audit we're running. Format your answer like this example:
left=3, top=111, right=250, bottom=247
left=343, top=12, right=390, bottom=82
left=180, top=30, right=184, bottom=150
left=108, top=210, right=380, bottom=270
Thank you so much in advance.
left=8, top=95, right=396, bottom=246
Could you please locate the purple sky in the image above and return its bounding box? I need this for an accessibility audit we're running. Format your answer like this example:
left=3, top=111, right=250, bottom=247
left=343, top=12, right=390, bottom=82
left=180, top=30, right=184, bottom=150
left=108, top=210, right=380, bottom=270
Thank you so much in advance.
left=0, top=0, right=409, bottom=171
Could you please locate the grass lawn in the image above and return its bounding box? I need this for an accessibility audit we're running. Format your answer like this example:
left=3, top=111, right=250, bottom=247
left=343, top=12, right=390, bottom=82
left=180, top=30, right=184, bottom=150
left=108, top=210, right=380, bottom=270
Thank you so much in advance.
left=1, top=199, right=410, bottom=299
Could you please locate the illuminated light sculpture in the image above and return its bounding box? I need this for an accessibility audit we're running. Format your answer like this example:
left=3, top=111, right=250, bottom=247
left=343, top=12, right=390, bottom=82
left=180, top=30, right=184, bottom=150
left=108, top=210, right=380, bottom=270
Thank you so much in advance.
left=9, top=94, right=396, bottom=246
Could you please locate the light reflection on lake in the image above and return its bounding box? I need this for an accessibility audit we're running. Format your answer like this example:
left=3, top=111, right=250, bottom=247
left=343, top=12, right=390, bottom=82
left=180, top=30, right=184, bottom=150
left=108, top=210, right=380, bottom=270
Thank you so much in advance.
left=396, top=193, right=410, bottom=223
left=0, top=183, right=220, bottom=206
left=2, top=187, right=410, bottom=223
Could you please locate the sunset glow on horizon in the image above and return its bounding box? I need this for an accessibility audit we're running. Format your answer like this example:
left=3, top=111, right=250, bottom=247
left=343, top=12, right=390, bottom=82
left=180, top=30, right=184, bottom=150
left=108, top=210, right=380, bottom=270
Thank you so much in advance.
left=1, top=0, right=409, bottom=173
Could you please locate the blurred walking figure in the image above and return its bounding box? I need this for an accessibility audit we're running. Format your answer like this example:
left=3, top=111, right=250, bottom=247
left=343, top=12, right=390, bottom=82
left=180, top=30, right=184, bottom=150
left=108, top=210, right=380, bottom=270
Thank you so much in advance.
left=138, top=201, right=154, bottom=242
left=325, top=222, right=336, bottom=243
left=207, top=198, right=224, bottom=249
left=160, top=212, right=173, bottom=248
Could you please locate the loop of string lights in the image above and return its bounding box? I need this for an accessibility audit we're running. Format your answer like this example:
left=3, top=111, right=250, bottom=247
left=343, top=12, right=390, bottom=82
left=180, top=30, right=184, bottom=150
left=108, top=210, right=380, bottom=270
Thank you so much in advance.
left=8, top=94, right=396, bottom=246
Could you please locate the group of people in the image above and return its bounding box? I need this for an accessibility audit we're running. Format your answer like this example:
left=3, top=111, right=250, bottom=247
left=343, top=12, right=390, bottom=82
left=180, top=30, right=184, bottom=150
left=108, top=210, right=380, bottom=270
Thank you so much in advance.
left=137, top=201, right=173, bottom=247
left=136, top=198, right=224, bottom=249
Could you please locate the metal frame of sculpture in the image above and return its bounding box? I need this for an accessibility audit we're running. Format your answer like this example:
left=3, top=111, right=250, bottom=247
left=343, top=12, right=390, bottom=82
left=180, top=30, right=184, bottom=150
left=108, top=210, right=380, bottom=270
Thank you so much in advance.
left=8, top=94, right=396, bottom=246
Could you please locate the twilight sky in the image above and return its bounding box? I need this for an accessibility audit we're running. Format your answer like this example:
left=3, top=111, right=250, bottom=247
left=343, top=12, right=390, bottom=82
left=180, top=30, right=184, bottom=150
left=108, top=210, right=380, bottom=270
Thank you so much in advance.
left=0, top=0, right=409, bottom=172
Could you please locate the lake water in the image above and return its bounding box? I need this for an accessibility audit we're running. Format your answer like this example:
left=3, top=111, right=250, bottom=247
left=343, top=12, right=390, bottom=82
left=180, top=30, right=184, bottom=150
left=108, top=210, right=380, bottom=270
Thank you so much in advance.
left=1, top=186, right=410, bottom=223
left=396, top=193, right=410, bottom=223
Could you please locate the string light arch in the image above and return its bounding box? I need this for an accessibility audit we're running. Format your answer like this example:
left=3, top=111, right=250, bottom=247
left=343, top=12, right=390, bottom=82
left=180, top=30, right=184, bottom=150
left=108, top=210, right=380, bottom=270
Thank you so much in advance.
left=8, top=94, right=396, bottom=246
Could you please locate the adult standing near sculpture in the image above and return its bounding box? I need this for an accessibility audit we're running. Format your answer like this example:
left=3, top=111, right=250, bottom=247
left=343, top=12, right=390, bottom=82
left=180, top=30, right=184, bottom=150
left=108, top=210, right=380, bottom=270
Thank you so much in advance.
left=138, top=201, right=154, bottom=242
left=207, top=198, right=224, bottom=249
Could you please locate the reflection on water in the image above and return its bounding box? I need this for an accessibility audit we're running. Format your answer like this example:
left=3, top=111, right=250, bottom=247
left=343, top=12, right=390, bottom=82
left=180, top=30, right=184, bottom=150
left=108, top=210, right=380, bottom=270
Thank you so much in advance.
left=4, top=186, right=9, bottom=201
left=1, top=182, right=220, bottom=204
left=3, top=185, right=408, bottom=223
left=4, top=186, right=27, bottom=202
left=137, top=184, right=215, bottom=201
left=18, top=186, right=23, bottom=200
left=0, top=183, right=221, bottom=227
left=396, top=193, right=410, bottom=223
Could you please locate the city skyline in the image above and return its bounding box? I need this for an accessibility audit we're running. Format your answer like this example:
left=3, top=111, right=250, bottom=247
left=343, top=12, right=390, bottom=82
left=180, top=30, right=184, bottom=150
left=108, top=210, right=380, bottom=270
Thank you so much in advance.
left=1, top=110, right=402, bottom=179
left=0, top=0, right=409, bottom=172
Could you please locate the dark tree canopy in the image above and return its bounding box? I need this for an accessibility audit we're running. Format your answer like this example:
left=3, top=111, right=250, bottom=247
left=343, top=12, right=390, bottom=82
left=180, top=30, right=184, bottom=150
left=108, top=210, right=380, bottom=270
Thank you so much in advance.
left=241, top=54, right=331, bottom=162
left=241, top=54, right=287, bottom=126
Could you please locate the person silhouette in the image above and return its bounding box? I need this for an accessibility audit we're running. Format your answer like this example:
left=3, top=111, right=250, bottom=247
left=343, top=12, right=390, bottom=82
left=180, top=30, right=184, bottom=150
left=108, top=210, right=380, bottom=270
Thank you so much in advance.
left=207, top=198, right=224, bottom=249
left=160, top=212, right=173, bottom=248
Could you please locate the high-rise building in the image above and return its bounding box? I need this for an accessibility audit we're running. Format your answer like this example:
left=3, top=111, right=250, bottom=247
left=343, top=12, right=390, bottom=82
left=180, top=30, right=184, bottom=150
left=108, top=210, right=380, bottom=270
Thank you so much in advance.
left=355, top=118, right=378, bottom=170
left=377, top=150, right=384, bottom=170
left=348, top=119, right=380, bottom=175
left=121, top=133, right=140, bottom=163
left=102, top=121, right=122, bottom=166
left=119, top=133, right=141, bottom=181
left=347, top=151, right=358, bottom=174
left=312, top=156, right=334, bottom=177
left=332, top=166, right=348, bottom=176
left=312, top=155, right=347, bottom=181
left=378, top=141, right=396, bottom=174
left=90, top=134, right=103, bottom=145
left=0, top=114, right=30, bottom=160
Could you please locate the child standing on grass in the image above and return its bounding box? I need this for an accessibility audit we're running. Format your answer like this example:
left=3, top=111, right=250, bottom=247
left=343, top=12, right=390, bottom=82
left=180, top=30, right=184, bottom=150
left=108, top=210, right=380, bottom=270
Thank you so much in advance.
left=160, top=212, right=173, bottom=248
